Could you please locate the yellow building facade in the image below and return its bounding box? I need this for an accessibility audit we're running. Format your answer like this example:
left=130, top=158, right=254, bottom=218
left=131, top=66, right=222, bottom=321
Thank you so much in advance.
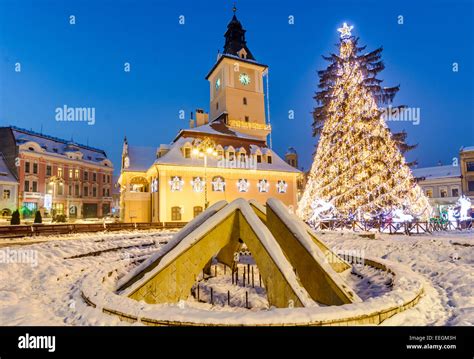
left=119, top=10, right=300, bottom=223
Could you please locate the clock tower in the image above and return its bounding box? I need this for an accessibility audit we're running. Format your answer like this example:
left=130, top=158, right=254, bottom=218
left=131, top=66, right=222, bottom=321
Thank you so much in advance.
left=205, top=7, right=271, bottom=142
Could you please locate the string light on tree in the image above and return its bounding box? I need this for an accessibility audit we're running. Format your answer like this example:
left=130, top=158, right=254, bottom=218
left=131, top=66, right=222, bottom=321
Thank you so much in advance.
left=297, top=23, right=432, bottom=221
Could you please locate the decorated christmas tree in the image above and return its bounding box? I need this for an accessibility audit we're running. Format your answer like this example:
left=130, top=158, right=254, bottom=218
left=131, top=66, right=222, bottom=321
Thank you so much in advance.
left=297, top=23, right=432, bottom=222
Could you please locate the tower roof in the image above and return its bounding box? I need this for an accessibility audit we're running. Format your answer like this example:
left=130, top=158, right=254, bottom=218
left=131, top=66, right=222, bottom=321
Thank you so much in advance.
left=223, top=8, right=255, bottom=60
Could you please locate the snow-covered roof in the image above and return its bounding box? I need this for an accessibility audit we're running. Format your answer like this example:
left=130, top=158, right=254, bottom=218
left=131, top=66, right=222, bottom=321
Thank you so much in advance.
left=126, top=146, right=157, bottom=172
left=0, top=154, right=17, bottom=183
left=176, top=121, right=262, bottom=141
left=154, top=137, right=300, bottom=173
left=412, top=165, right=461, bottom=180
left=461, top=146, right=474, bottom=152
left=9, top=126, right=108, bottom=163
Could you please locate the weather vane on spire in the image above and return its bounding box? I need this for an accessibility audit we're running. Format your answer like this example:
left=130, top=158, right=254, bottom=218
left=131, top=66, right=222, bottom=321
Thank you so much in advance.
left=233, top=2, right=237, bottom=13
left=338, top=22, right=354, bottom=39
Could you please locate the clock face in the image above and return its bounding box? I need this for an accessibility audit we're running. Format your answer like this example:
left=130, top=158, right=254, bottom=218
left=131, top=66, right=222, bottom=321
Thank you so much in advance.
left=239, top=73, right=250, bottom=85
left=215, top=78, right=221, bottom=90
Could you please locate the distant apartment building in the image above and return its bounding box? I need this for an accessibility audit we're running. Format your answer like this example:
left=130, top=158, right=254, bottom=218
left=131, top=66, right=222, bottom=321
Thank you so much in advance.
left=0, top=126, right=114, bottom=218
left=412, top=146, right=474, bottom=215
left=0, top=153, right=18, bottom=216
left=460, top=146, right=474, bottom=203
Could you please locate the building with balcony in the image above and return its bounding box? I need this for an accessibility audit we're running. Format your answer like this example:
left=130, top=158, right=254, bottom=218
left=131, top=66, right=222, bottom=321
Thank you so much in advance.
left=0, top=126, right=114, bottom=219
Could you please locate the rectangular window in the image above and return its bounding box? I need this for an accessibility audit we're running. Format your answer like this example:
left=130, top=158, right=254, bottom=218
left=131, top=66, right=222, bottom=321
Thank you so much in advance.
left=468, top=181, right=474, bottom=192
left=3, top=190, right=10, bottom=199
left=93, top=187, right=97, bottom=197
left=267, top=156, right=272, bottom=164
left=46, top=165, right=52, bottom=176
left=245, top=116, right=249, bottom=122
left=193, top=206, right=203, bottom=218
left=107, top=175, right=110, bottom=183
left=425, top=189, right=433, bottom=198
left=467, top=162, right=474, bottom=172
left=257, top=155, right=262, bottom=163
left=171, top=206, right=182, bottom=221
left=25, top=161, right=30, bottom=173
left=75, top=184, right=79, bottom=196
left=32, top=181, right=38, bottom=192
left=69, top=185, right=72, bottom=196
left=184, top=147, right=191, bottom=158
left=84, top=171, right=88, bottom=181
left=103, top=174, right=106, bottom=182
left=58, top=167, right=63, bottom=178
left=75, top=169, right=79, bottom=179
left=69, top=169, right=73, bottom=179
left=440, top=188, right=447, bottom=198
left=24, top=180, right=29, bottom=192
left=33, top=162, right=38, bottom=174
left=228, top=152, right=235, bottom=161
left=451, top=188, right=459, bottom=197
left=57, top=184, right=63, bottom=195
left=93, top=173, right=97, bottom=182
left=102, top=188, right=106, bottom=197
left=84, top=186, right=89, bottom=197
left=106, top=188, right=110, bottom=197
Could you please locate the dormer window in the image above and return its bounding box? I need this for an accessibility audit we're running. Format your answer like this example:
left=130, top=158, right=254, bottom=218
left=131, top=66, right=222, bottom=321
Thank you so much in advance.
left=184, top=147, right=191, bottom=159
left=228, top=151, right=235, bottom=161
left=267, top=155, right=272, bottom=164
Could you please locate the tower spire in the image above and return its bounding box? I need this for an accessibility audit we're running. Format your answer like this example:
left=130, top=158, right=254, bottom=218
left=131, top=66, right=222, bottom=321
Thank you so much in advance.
left=222, top=5, right=255, bottom=60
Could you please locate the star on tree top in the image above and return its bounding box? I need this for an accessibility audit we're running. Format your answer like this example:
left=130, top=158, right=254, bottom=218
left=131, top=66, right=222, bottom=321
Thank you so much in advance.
left=338, top=22, right=354, bottom=39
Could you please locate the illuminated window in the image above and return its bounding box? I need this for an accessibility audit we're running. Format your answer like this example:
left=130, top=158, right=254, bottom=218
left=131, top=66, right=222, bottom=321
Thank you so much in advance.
left=212, top=176, right=225, bottom=192
left=237, top=179, right=249, bottom=192
left=257, top=179, right=269, bottom=193
left=3, top=190, right=10, bottom=199
left=169, top=176, right=184, bottom=192
left=277, top=180, right=288, bottom=194
left=69, top=169, right=73, bottom=179
left=75, top=169, right=79, bottom=179
left=425, top=189, right=433, bottom=198
left=191, top=177, right=205, bottom=193
left=58, top=167, right=63, bottom=178
left=440, top=188, right=447, bottom=198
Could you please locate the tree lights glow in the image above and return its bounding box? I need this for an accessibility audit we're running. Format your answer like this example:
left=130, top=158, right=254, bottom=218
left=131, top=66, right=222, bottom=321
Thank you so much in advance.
left=297, top=24, right=432, bottom=221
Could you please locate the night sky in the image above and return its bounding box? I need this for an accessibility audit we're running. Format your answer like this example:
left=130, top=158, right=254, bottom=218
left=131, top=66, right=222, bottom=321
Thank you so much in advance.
left=1, top=0, right=473, bottom=174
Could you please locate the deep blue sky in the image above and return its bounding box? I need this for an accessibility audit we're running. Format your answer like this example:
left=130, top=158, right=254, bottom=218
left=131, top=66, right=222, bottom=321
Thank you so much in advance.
left=1, top=0, right=473, bottom=174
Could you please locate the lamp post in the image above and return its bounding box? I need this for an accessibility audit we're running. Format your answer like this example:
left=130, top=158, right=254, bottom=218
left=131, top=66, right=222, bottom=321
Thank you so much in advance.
left=192, top=137, right=217, bottom=209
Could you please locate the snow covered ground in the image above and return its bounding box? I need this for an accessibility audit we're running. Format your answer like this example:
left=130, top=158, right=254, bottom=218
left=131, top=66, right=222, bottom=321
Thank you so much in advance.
left=0, top=229, right=472, bottom=326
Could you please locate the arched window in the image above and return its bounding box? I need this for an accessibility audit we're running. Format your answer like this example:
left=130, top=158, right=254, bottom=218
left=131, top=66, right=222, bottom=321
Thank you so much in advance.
left=130, top=177, right=149, bottom=192
left=171, top=206, right=182, bottom=221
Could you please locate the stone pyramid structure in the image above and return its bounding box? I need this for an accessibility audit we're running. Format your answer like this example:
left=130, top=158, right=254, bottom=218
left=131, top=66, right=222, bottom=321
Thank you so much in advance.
left=117, top=198, right=361, bottom=308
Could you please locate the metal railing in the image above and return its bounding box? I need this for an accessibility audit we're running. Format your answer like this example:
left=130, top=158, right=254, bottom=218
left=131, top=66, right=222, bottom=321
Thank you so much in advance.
left=0, top=222, right=186, bottom=239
